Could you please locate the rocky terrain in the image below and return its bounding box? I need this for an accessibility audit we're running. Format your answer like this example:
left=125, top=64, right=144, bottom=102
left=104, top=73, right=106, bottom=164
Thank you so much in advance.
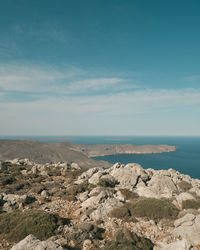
left=0, top=140, right=177, bottom=166
left=0, top=158, right=200, bottom=249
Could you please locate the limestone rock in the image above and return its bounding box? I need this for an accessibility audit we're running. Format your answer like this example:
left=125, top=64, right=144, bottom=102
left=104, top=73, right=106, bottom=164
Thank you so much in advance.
left=173, top=214, right=200, bottom=246
left=154, top=239, right=193, bottom=250
left=175, top=192, right=195, bottom=208
left=110, top=163, right=148, bottom=189
left=81, top=190, right=108, bottom=209
left=146, top=174, right=178, bottom=198
left=174, top=213, right=196, bottom=228
left=89, top=198, right=123, bottom=220
left=2, top=194, right=36, bottom=211
left=71, top=162, right=81, bottom=170
left=88, top=170, right=104, bottom=185
left=10, top=234, right=64, bottom=250
left=75, top=167, right=100, bottom=184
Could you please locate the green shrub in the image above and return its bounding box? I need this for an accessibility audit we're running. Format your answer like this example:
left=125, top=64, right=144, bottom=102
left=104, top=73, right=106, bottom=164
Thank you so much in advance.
left=63, top=168, right=88, bottom=180
left=98, top=178, right=115, bottom=188
left=182, top=199, right=200, bottom=209
left=104, top=229, right=154, bottom=250
left=109, top=206, right=130, bottom=219
left=127, top=198, right=179, bottom=221
left=47, top=169, right=61, bottom=176
left=66, top=182, right=91, bottom=201
left=0, top=210, right=59, bottom=242
left=178, top=181, right=192, bottom=192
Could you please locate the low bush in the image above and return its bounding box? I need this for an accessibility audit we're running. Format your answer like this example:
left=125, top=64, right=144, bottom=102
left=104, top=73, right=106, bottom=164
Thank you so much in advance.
left=104, top=229, right=154, bottom=250
left=0, top=210, right=59, bottom=242
left=47, top=168, right=61, bottom=176
left=182, top=199, right=200, bottom=209
left=63, top=168, right=88, bottom=180
left=126, top=198, right=179, bottom=221
left=66, top=182, right=92, bottom=201
left=98, top=178, right=115, bottom=188
left=109, top=206, right=130, bottom=219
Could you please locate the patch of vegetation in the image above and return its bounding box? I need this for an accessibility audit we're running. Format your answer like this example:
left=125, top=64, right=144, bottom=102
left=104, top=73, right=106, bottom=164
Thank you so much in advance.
left=119, top=189, right=139, bottom=200
left=98, top=178, right=115, bottom=188
left=127, top=198, right=179, bottom=221
left=182, top=199, right=200, bottom=209
left=109, top=206, right=130, bottom=219
left=0, top=163, right=46, bottom=195
left=47, top=168, right=62, bottom=176
left=109, top=198, right=179, bottom=222
left=66, top=181, right=94, bottom=201
left=178, top=181, right=192, bottom=192
left=64, top=223, right=104, bottom=249
left=104, top=229, right=154, bottom=250
left=0, top=209, right=60, bottom=242
left=0, top=206, right=5, bottom=214
left=63, top=168, right=88, bottom=180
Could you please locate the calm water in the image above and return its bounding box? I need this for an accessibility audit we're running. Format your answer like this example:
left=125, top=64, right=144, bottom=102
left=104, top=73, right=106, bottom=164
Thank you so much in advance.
left=0, top=136, right=200, bottom=179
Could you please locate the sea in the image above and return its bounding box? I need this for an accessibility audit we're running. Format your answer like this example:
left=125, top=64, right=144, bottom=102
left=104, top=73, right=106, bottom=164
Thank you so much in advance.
left=0, top=136, right=200, bottom=179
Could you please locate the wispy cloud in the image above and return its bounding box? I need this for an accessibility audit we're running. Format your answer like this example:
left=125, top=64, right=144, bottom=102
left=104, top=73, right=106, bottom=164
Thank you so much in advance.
left=0, top=87, right=200, bottom=135
left=0, top=63, right=136, bottom=98
left=1, top=63, right=200, bottom=135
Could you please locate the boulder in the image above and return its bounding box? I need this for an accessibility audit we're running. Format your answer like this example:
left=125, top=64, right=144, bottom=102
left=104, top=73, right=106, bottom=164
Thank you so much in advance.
left=71, top=162, right=81, bottom=170
left=109, top=163, right=148, bottom=189
left=146, top=174, right=178, bottom=198
left=173, top=214, right=200, bottom=246
left=154, top=239, right=193, bottom=250
left=75, top=167, right=100, bottom=184
left=90, top=198, right=123, bottom=220
left=88, top=170, right=104, bottom=185
left=175, top=192, right=195, bottom=208
left=81, top=190, right=108, bottom=209
left=10, top=234, right=64, bottom=250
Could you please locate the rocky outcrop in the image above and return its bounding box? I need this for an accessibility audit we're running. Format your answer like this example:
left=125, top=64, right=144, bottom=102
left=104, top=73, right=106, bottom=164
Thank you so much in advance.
left=173, top=213, right=200, bottom=246
left=154, top=238, right=193, bottom=250
left=0, top=193, right=36, bottom=212
left=10, top=235, right=64, bottom=250
left=1, top=159, right=200, bottom=250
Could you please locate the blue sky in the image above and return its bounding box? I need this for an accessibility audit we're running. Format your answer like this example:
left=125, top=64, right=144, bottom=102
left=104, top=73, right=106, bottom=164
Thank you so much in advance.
left=0, top=0, right=200, bottom=136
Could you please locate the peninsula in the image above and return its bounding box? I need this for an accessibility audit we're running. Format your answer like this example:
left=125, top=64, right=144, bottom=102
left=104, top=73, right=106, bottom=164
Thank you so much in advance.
left=0, top=140, right=177, bottom=167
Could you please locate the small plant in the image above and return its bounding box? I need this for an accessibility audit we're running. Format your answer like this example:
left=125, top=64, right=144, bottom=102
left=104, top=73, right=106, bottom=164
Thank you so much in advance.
left=109, top=206, right=130, bottom=219
left=126, top=197, right=179, bottom=221
left=0, top=210, right=59, bottom=242
left=104, top=229, right=154, bottom=250
left=47, top=168, right=61, bottom=176
left=98, top=178, right=115, bottom=188
left=182, top=199, right=200, bottom=209
left=63, top=168, right=88, bottom=179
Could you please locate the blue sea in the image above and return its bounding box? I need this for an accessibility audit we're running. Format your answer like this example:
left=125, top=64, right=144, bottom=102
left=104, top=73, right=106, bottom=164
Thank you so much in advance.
left=0, top=136, right=200, bottom=179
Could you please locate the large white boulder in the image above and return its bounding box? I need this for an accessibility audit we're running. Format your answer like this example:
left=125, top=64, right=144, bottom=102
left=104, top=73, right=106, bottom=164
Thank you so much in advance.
left=173, top=214, right=200, bottom=246
left=10, top=234, right=64, bottom=250
left=109, top=163, right=148, bottom=189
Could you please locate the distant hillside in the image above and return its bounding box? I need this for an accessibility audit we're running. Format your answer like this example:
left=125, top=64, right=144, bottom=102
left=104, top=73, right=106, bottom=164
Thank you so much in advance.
left=67, top=143, right=177, bottom=157
left=0, top=140, right=176, bottom=168
left=0, top=140, right=110, bottom=168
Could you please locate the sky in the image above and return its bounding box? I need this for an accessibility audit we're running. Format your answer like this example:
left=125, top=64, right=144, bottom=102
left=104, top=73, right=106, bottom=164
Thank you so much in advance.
left=0, top=0, right=200, bottom=136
